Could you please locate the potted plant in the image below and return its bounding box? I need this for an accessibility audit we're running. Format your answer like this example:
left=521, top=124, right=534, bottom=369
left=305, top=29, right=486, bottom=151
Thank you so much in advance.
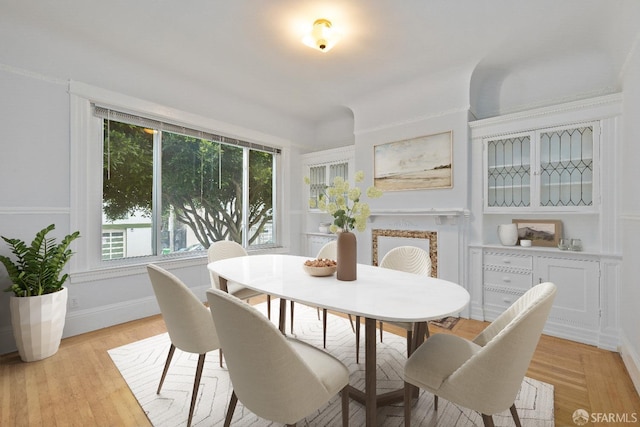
left=0, top=224, right=80, bottom=362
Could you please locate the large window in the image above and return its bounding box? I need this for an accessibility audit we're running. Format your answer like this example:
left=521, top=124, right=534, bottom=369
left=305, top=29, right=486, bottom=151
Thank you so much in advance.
left=96, top=107, right=278, bottom=260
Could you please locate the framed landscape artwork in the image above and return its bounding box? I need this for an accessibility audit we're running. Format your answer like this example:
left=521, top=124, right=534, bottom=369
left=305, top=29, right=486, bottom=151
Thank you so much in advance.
left=374, top=131, right=453, bottom=191
left=512, top=219, right=563, bottom=247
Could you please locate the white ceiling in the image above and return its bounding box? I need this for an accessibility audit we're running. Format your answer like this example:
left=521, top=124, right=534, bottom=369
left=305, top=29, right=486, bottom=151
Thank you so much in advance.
left=2, top=0, right=639, bottom=127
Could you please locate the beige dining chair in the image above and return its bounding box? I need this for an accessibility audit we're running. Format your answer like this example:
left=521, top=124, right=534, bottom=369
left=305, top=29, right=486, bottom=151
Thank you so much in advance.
left=208, top=240, right=271, bottom=318
left=354, top=246, right=432, bottom=362
left=147, top=264, right=221, bottom=427
left=206, top=288, right=350, bottom=427
left=403, top=282, right=557, bottom=427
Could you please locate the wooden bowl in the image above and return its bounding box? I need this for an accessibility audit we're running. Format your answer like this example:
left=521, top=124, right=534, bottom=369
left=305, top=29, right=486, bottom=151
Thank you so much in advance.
left=302, top=264, right=337, bottom=277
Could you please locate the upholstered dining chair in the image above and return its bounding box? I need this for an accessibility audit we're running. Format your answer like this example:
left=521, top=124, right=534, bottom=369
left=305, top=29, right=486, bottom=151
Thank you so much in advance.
left=316, top=239, right=337, bottom=259
left=147, top=264, right=221, bottom=427
left=354, top=246, right=432, bottom=363
left=403, top=281, right=557, bottom=427
left=208, top=240, right=271, bottom=318
left=206, top=288, right=350, bottom=427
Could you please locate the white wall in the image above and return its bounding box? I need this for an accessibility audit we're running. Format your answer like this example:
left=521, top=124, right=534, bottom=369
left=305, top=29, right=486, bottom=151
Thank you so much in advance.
left=349, top=69, right=472, bottom=298
left=620, top=35, right=640, bottom=392
left=0, top=66, right=304, bottom=355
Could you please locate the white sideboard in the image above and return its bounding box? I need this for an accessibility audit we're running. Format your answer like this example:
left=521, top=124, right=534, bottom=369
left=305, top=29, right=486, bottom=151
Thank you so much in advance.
left=469, top=244, right=620, bottom=350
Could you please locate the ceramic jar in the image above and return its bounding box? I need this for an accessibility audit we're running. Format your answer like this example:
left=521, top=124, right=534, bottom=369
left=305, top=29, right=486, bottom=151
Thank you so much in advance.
left=498, top=223, right=518, bottom=246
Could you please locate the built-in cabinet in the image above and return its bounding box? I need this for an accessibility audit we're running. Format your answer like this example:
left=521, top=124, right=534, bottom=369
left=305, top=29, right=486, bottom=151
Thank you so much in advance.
left=469, top=94, right=622, bottom=350
left=484, top=123, right=599, bottom=212
left=301, top=146, right=355, bottom=257
left=482, top=246, right=600, bottom=342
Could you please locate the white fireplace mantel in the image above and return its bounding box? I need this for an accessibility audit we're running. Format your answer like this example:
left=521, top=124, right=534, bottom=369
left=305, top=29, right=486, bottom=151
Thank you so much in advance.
left=369, top=208, right=470, bottom=225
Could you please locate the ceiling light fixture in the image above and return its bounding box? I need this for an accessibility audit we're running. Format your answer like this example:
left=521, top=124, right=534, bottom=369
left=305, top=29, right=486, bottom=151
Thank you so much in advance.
left=302, top=18, right=339, bottom=52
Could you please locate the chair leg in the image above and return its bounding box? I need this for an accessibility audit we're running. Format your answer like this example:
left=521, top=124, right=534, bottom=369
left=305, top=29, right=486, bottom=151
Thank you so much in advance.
left=347, top=314, right=355, bottom=332
left=355, top=315, right=361, bottom=363
left=219, top=349, right=223, bottom=368
left=187, top=354, right=206, bottom=427
left=379, top=321, right=384, bottom=342
left=323, top=308, right=328, bottom=348
left=290, top=300, right=295, bottom=334
left=434, top=395, right=438, bottom=411
left=404, top=381, right=412, bottom=427
left=224, top=391, right=238, bottom=427
left=481, top=414, right=495, bottom=427
left=510, top=404, right=522, bottom=427
left=341, top=386, right=350, bottom=427
left=267, top=295, right=271, bottom=319
left=157, top=344, right=176, bottom=394
left=406, top=331, right=413, bottom=357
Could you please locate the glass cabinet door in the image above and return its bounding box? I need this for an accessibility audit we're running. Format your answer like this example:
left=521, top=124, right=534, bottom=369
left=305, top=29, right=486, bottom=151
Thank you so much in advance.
left=329, top=162, right=348, bottom=183
left=486, top=135, right=531, bottom=208
left=308, top=161, right=349, bottom=210
left=484, top=123, right=597, bottom=211
left=308, top=165, right=327, bottom=207
left=538, top=126, right=594, bottom=207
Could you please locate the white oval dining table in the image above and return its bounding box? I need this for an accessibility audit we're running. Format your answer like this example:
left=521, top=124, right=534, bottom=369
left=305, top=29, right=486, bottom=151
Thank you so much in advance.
left=208, top=253, right=470, bottom=426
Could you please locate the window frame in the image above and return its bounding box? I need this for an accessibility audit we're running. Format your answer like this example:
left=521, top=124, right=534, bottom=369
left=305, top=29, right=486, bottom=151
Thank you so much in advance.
left=69, top=82, right=285, bottom=279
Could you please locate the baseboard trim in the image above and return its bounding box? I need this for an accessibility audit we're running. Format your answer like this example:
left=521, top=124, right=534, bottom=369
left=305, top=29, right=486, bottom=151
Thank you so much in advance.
left=63, top=284, right=212, bottom=337
left=62, top=295, right=160, bottom=338
left=620, top=333, right=640, bottom=396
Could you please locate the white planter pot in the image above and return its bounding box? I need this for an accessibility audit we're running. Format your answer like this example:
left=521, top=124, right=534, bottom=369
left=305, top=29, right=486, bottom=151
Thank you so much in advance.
left=9, top=287, right=68, bottom=362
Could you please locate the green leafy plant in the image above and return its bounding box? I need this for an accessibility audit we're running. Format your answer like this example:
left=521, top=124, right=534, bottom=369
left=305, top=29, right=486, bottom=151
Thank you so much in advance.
left=305, top=170, right=383, bottom=232
left=0, top=224, right=81, bottom=297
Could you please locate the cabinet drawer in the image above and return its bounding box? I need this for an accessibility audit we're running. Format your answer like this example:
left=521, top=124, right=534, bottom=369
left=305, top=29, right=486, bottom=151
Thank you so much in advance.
left=484, top=252, right=532, bottom=270
left=484, top=288, right=526, bottom=316
left=484, top=269, right=532, bottom=290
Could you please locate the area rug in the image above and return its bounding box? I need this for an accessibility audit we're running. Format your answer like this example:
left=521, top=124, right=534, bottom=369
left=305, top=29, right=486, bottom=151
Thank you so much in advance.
left=108, top=303, right=554, bottom=426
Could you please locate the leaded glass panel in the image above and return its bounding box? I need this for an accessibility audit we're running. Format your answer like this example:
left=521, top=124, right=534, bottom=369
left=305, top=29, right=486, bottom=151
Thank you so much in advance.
left=309, top=165, right=326, bottom=207
left=329, top=162, right=348, bottom=182
left=539, top=126, right=593, bottom=207
left=486, top=136, right=531, bottom=208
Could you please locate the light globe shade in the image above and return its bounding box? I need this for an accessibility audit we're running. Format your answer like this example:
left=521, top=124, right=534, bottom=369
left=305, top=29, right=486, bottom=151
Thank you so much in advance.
left=302, top=18, right=340, bottom=52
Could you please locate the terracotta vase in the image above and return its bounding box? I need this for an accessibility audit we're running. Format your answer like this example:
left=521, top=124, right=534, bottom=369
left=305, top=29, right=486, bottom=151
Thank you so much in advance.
left=337, top=231, right=357, bottom=281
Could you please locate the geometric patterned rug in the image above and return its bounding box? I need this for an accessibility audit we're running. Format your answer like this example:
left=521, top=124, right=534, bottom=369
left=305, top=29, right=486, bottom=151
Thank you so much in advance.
left=108, top=302, right=554, bottom=426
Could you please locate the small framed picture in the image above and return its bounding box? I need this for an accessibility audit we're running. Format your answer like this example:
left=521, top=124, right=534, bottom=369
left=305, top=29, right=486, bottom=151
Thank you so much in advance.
left=512, top=219, right=563, bottom=247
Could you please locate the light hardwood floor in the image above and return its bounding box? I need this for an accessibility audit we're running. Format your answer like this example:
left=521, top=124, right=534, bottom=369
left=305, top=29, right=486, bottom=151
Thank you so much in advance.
left=1, top=300, right=639, bottom=426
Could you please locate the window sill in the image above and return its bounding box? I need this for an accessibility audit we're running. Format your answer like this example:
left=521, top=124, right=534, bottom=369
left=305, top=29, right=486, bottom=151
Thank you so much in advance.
left=71, top=246, right=289, bottom=283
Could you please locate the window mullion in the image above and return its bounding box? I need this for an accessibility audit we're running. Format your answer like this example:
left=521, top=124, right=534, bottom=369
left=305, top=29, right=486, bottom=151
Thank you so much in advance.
left=242, top=148, right=250, bottom=248
left=152, top=131, right=162, bottom=255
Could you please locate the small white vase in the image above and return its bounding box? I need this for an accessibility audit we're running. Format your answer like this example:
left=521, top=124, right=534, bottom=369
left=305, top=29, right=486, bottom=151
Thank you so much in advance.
left=497, top=224, right=518, bottom=246
left=10, top=287, right=68, bottom=362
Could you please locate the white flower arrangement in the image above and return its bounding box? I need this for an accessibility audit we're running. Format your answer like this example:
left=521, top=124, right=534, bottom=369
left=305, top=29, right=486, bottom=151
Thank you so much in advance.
left=305, top=170, right=383, bottom=233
